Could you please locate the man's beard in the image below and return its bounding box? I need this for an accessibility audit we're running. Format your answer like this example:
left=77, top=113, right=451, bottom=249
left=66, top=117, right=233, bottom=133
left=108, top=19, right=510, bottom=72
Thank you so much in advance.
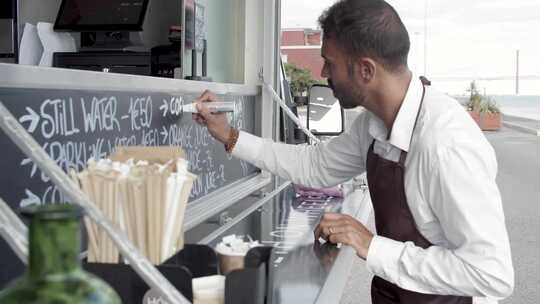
left=328, top=78, right=365, bottom=109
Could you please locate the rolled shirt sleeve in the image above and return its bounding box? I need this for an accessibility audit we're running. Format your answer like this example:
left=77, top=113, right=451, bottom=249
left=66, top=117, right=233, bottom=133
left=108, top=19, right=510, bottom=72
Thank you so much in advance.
left=231, top=115, right=369, bottom=188
left=366, top=137, right=514, bottom=299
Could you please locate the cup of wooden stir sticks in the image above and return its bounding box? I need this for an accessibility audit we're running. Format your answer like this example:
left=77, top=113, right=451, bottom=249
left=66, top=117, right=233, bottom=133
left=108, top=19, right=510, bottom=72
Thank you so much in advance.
left=70, top=146, right=196, bottom=265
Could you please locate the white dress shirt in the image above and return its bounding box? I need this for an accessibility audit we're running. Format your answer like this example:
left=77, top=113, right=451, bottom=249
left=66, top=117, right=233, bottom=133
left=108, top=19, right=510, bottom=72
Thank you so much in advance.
left=231, top=76, right=514, bottom=303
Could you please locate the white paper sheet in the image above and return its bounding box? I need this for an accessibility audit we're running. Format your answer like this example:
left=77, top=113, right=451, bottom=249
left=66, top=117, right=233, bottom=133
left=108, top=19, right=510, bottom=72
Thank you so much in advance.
left=36, top=22, right=76, bottom=67
left=19, top=23, right=43, bottom=66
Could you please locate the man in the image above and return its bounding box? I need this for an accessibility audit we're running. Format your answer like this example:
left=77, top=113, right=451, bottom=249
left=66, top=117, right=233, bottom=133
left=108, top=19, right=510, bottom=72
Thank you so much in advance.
left=193, top=0, right=514, bottom=303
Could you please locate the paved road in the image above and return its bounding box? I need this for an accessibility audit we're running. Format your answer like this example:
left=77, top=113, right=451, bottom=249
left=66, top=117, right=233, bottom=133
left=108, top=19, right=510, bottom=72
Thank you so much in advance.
left=340, top=127, right=540, bottom=303
left=485, top=128, right=540, bottom=304
left=503, top=114, right=540, bottom=131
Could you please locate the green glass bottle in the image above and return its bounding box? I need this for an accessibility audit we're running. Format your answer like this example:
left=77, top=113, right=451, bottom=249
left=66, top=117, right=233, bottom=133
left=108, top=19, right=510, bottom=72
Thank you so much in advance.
left=0, top=204, right=122, bottom=304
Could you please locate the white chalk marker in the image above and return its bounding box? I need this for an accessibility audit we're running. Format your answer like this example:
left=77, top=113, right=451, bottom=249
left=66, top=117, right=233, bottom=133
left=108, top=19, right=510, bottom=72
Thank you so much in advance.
left=182, top=102, right=235, bottom=113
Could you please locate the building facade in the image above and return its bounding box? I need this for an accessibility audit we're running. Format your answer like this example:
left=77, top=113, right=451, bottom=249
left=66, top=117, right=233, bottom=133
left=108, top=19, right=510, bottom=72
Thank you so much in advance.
left=281, top=28, right=324, bottom=81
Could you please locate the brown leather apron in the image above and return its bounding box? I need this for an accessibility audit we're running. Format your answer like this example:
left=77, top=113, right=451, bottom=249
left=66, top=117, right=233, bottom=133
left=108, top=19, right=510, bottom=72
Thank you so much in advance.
left=366, top=77, right=472, bottom=304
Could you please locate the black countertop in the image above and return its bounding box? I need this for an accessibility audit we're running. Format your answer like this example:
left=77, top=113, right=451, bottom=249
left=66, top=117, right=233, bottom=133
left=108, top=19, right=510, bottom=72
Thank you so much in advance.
left=204, top=182, right=372, bottom=304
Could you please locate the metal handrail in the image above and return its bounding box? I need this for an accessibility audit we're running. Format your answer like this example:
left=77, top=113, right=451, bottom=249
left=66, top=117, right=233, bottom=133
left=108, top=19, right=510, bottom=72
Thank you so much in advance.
left=0, top=197, right=28, bottom=263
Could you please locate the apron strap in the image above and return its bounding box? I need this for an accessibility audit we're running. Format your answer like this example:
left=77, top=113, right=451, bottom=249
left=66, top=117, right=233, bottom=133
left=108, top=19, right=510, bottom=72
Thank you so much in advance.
left=399, top=76, right=430, bottom=167
left=420, top=76, right=431, bottom=86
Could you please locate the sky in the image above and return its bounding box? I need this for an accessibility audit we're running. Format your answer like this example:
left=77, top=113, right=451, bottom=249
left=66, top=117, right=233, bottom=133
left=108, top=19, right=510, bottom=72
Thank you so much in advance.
left=281, top=0, right=540, bottom=95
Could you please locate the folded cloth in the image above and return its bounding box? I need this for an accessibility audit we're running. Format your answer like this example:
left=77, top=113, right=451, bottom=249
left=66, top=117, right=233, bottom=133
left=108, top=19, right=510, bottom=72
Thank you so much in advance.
left=294, top=184, right=343, bottom=198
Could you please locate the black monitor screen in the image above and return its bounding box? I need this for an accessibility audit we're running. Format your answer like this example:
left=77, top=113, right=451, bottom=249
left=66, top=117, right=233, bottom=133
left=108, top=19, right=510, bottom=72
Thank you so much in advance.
left=54, top=0, right=149, bottom=31
left=0, top=0, right=14, bottom=19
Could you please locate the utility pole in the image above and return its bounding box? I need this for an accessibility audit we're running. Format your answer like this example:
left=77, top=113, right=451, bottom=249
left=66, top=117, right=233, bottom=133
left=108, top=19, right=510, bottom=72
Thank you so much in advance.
left=516, top=50, right=520, bottom=96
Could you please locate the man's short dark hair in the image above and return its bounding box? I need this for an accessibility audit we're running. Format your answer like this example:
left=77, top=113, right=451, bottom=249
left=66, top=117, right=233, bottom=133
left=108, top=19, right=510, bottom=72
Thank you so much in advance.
left=319, top=0, right=410, bottom=72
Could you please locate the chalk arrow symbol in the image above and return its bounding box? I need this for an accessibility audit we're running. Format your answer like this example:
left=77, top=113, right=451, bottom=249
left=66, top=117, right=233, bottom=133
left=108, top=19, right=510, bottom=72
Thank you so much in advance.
left=159, top=99, right=169, bottom=117
left=18, top=107, right=40, bottom=133
left=20, top=158, right=38, bottom=178
left=160, top=126, right=169, bottom=144
left=20, top=189, right=41, bottom=208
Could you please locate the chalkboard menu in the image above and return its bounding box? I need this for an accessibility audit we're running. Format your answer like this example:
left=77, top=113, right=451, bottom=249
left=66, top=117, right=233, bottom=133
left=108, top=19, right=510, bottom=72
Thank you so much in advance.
left=0, top=87, right=258, bottom=287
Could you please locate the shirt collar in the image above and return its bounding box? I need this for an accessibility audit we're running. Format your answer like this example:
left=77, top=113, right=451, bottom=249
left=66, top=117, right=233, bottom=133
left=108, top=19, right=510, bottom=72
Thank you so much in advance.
left=368, top=74, right=423, bottom=152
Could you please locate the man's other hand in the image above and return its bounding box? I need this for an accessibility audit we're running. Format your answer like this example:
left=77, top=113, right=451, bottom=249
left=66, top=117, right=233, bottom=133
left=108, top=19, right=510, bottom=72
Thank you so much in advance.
left=314, top=212, right=374, bottom=259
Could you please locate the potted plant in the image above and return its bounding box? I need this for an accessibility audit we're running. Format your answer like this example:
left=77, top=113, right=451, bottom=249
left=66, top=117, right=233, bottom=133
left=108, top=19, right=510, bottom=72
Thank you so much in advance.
left=284, top=63, right=324, bottom=105
left=465, top=82, right=501, bottom=131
